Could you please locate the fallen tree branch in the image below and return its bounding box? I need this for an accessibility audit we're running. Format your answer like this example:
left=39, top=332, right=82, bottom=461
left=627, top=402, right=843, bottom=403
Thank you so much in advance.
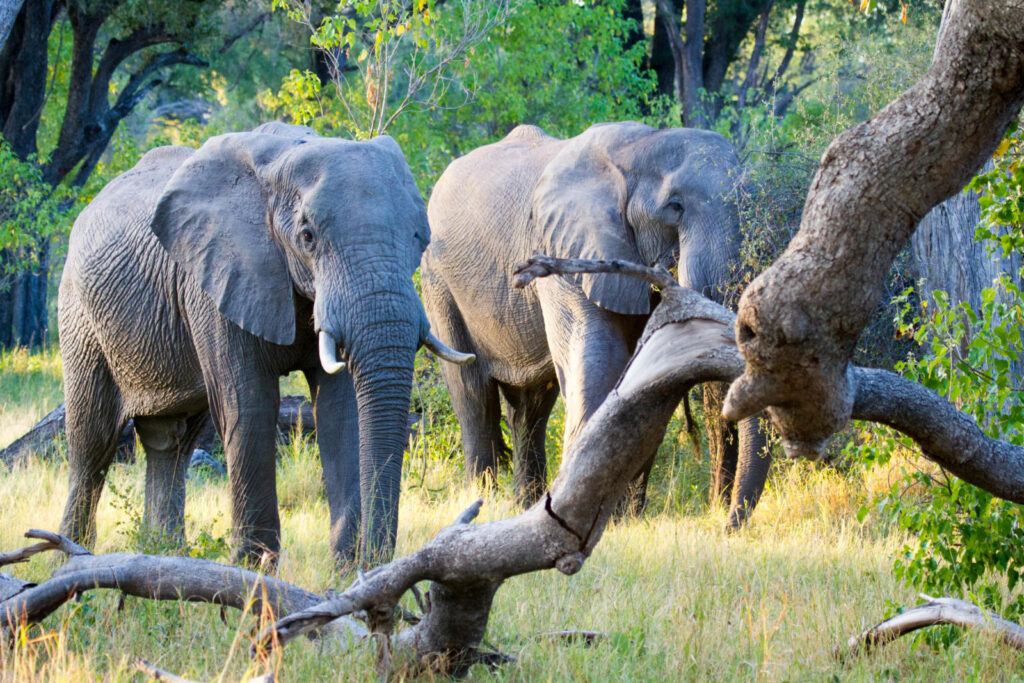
left=0, top=530, right=368, bottom=643
left=250, top=256, right=745, bottom=671
left=1, top=397, right=419, bottom=467
left=11, top=256, right=1024, bottom=673
left=842, top=594, right=1024, bottom=656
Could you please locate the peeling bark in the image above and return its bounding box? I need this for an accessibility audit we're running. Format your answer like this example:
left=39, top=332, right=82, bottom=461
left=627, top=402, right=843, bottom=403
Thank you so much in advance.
left=724, top=0, right=1024, bottom=458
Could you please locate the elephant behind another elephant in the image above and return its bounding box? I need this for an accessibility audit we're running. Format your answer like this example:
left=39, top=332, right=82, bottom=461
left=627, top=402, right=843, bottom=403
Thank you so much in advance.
left=422, top=121, right=770, bottom=525
left=57, top=122, right=472, bottom=565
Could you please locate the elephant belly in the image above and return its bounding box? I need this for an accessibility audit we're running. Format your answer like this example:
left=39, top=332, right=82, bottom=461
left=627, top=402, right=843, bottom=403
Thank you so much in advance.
left=452, top=280, right=554, bottom=388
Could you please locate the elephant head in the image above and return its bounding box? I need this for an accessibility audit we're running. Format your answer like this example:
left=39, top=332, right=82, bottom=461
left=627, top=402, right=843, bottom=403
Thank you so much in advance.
left=531, top=122, right=743, bottom=312
left=149, top=123, right=471, bottom=561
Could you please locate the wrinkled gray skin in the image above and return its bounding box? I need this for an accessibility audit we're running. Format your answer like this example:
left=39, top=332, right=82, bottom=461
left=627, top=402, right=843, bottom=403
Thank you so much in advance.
left=423, top=122, right=769, bottom=520
left=58, top=122, right=469, bottom=565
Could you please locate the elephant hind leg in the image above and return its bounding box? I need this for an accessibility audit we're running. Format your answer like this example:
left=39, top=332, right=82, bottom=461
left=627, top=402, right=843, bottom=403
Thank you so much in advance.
left=500, top=381, right=560, bottom=507
left=59, top=357, right=127, bottom=548
left=134, top=412, right=208, bottom=546
left=704, top=382, right=739, bottom=507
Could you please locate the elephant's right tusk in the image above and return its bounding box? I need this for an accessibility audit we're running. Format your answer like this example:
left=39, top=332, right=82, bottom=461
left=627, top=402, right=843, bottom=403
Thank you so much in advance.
left=318, top=330, right=346, bottom=374
left=423, top=331, right=476, bottom=365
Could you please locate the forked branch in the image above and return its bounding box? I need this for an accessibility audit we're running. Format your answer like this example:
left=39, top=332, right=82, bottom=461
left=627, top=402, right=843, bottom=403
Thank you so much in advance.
left=255, top=256, right=1024, bottom=669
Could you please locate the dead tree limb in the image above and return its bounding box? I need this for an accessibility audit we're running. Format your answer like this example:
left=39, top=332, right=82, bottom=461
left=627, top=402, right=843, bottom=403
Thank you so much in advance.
left=250, top=255, right=1024, bottom=671
left=1, top=397, right=423, bottom=467
left=842, top=595, right=1024, bottom=656
left=0, top=530, right=367, bottom=642
left=251, top=256, right=746, bottom=670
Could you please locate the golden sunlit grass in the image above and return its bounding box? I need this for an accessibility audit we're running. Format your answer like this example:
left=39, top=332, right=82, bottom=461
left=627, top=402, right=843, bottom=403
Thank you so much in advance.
left=2, top=353, right=1024, bottom=680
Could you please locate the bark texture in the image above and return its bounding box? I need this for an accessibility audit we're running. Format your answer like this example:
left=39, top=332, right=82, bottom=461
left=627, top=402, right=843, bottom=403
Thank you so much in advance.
left=724, top=0, right=1024, bottom=458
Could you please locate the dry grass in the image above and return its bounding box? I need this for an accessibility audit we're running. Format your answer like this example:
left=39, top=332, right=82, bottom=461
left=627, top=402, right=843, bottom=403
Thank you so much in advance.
left=2, top=353, right=1024, bottom=680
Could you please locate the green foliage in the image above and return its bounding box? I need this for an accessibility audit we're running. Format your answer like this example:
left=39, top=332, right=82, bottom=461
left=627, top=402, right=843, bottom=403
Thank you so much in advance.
left=0, top=142, right=76, bottom=287
left=264, top=0, right=515, bottom=141
left=970, top=122, right=1024, bottom=255
left=855, top=125, right=1024, bottom=621
left=263, top=0, right=654, bottom=191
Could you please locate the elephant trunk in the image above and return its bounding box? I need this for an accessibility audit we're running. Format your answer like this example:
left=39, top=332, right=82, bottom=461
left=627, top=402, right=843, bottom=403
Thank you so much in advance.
left=677, top=206, right=740, bottom=305
left=315, top=276, right=421, bottom=564
left=348, top=318, right=418, bottom=563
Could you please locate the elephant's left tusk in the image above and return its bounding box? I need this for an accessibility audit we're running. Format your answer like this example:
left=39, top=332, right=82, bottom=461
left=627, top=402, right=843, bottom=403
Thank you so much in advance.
left=318, top=330, right=347, bottom=374
left=423, top=331, right=475, bottom=365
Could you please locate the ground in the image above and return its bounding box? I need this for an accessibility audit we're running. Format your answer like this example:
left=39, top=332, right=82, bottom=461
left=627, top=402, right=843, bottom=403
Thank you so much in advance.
left=1, top=348, right=1022, bottom=680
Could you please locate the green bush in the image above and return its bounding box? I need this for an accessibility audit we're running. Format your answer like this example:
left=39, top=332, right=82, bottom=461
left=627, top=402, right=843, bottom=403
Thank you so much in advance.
left=855, top=121, right=1024, bottom=621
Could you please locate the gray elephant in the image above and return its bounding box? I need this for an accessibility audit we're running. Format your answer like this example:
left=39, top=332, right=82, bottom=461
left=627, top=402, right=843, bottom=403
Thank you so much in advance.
left=422, top=122, right=769, bottom=524
left=57, top=122, right=472, bottom=565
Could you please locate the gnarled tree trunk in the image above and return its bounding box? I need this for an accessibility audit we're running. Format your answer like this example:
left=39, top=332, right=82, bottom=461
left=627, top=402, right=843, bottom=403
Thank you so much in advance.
left=724, top=0, right=1024, bottom=458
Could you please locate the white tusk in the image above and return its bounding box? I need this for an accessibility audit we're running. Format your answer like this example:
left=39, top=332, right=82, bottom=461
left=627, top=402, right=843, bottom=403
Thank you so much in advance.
left=423, top=331, right=475, bottom=365
left=318, top=330, right=346, bottom=374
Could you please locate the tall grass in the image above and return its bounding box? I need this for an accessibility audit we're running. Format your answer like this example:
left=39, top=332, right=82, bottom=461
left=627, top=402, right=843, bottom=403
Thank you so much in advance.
left=2, top=351, right=1023, bottom=680
left=0, top=347, right=63, bottom=448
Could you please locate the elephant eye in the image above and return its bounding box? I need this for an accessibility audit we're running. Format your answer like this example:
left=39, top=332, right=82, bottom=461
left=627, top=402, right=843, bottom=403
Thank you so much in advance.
left=665, top=200, right=685, bottom=215
left=299, top=227, right=316, bottom=250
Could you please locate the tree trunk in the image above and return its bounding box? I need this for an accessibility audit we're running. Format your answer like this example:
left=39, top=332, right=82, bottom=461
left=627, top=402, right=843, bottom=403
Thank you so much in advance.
left=13, top=238, right=48, bottom=348
left=651, top=0, right=683, bottom=100
left=724, top=0, right=1024, bottom=459
left=0, top=250, right=13, bottom=349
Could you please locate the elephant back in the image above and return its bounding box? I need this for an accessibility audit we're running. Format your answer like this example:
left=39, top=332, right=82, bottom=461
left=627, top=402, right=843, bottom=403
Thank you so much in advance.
left=426, top=125, right=563, bottom=267
left=65, top=146, right=195, bottom=274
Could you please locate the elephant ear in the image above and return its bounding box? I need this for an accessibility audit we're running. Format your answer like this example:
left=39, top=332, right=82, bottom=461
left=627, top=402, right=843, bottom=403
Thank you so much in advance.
left=531, top=124, right=653, bottom=315
left=369, top=135, right=430, bottom=274
left=151, top=132, right=301, bottom=345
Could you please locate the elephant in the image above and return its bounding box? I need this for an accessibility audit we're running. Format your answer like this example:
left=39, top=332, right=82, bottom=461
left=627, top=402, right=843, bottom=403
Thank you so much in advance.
left=421, top=121, right=770, bottom=525
left=57, top=122, right=473, bottom=565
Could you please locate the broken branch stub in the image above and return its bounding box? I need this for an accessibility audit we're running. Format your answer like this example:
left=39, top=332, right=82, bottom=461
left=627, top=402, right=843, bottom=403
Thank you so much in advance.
left=0, top=530, right=367, bottom=642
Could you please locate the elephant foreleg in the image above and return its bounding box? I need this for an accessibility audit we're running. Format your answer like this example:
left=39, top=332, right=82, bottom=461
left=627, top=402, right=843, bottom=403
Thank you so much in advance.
left=201, top=353, right=282, bottom=566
